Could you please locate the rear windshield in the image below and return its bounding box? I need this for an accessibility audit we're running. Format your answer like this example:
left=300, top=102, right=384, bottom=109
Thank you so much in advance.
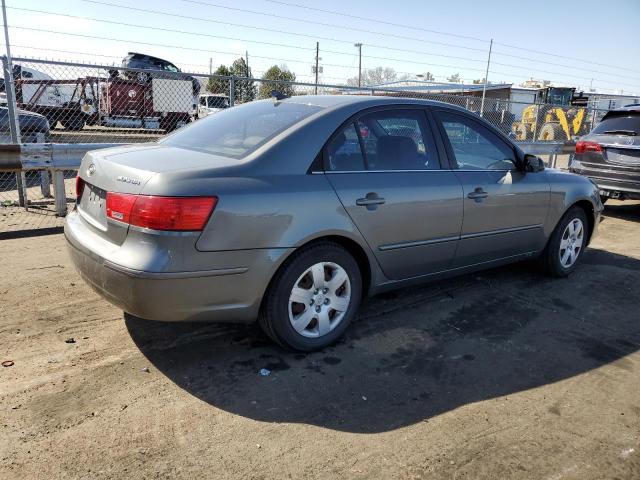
left=161, top=100, right=323, bottom=158
left=592, top=114, right=640, bottom=135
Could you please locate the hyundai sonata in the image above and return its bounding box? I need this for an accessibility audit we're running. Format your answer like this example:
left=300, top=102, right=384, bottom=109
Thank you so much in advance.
left=65, top=96, right=602, bottom=351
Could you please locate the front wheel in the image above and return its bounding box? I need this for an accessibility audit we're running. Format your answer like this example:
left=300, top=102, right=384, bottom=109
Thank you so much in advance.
left=259, top=242, right=362, bottom=351
left=540, top=206, right=588, bottom=277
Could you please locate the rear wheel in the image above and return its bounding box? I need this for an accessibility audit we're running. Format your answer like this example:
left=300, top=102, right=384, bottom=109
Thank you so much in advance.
left=259, top=242, right=362, bottom=351
left=540, top=206, right=588, bottom=277
left=62, top=117, right=85, bottom=131
left=538, top=123, right=564, bottom=141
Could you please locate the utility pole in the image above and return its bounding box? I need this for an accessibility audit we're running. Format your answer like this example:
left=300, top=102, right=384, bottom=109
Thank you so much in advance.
left=209, top=57, right=212, bottom=75
left=314, top=42, right=319, bottom=94
left=2, top=0, right=26, bottom=208
left=479, top=38, right=493, bottom=117
left=245, top=50, right=249, bottom=77
left=354, top=43, right=363, bottom=88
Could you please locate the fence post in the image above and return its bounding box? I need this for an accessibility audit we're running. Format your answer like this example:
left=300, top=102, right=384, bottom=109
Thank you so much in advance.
left=1, top=55, right=27, bottom=208
left=40, top=170, right=51, bottom=198
left=53, top=170, right=67, bottom=217
left=229, top=77, right=235, bottom=107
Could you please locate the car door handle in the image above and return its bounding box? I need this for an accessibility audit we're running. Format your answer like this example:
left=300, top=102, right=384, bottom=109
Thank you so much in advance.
left=356, top=193, right=386, bottom=210
left=467, top=188, right=489, bottom=202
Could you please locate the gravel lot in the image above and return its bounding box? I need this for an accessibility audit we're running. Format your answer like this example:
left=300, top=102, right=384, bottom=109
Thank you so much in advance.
left=1, top=201, right=639, bottom=480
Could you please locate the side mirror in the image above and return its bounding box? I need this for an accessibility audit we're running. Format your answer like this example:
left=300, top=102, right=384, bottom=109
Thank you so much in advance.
left=523, top=154, right=545, bottom=173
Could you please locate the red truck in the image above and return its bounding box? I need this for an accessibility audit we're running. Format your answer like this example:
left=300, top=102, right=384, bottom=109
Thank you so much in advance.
left=16, top=74, right=197, bottom=132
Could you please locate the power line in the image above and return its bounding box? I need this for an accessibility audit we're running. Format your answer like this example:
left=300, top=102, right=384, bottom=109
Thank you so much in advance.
left=7, top=25, right=636, bottom=93
left=8, top=43, right=632, bottom=94
left=6, top=26, right=361, bottom=71
left=77, top=1, right=640, bottom=83
left=80, top=0, right=488, bottom=54
left=265, top=0, right=640, bottom=76
left=493, top=41, right=640, bottom=75
left=263, top=0, right=488, bottom=43
left=10, top=6, right=639, bottom=90
left=181, top=0, right=488, bottom=53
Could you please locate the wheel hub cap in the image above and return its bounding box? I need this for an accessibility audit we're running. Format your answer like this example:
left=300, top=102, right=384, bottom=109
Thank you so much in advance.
left=559, top=218, right=585, bottom=268
left=288, top=262, right=351, bottom=339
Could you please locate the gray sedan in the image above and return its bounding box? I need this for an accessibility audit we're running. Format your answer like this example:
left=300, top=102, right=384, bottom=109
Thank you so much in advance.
left=65, top=96, right=603, bottom=351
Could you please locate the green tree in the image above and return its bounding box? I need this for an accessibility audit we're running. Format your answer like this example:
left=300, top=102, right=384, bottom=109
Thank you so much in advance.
left=258, top=65, right=296, bottom=99
left=207, top=65, right=231, bottom=94
left=230, top=57, right=256, bottom=103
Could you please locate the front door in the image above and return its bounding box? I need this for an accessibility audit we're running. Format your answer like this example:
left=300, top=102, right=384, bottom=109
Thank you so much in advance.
left=325, top=107, right=463, bottom=280
left=433, top=110, right=550, bottom=268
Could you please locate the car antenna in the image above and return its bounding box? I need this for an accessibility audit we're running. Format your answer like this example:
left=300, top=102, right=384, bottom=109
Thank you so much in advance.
left=271, top=90, right=286, bottom=105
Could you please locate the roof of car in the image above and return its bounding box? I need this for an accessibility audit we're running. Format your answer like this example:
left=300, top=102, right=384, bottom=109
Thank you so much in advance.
left=283, top=94, right=468, bottom=111
left=610, top=105, right=640, bottom=113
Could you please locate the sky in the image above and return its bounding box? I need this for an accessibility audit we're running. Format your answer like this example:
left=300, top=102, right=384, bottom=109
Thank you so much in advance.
left=3, top=0, right=640, bottom=94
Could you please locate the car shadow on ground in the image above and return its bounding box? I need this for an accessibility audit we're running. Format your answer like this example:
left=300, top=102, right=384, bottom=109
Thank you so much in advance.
left=602, top=201, right=640, bottom=223
left=126, top=248, right=640, bottom=434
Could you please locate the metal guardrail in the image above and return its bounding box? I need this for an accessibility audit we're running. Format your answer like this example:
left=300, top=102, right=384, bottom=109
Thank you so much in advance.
left=0, top=143, right=120, bottom=216
left=0, top=141, right=572, bottom=219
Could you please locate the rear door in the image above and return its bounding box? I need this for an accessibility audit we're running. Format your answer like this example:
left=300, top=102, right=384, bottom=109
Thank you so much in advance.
left=325, top=107, right=463, bottom=280
left=433, top=109, right=550, bottom=268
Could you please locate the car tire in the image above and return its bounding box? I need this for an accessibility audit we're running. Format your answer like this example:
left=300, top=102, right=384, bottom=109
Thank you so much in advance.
left=259, top=242, right=362, bottom=351
left=62, top=118, right=85, bottom=131
left=538, top=123, right=564, bottom=141
left=540, top=206, right=589, bottom=278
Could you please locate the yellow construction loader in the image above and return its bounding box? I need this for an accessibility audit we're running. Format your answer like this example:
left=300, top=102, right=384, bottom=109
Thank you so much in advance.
left=512, top=87, right=592, bottom=141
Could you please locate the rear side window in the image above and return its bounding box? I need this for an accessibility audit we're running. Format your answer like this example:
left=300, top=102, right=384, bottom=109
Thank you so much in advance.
left=161, top=100, right=323, bottom=159
left=591, top=114, right=640, bottom=135
left=325, top=108, right=439, bottom=172
left=358, top=109, right=438, bottom=171
left=326, top=123, right=366, bottom=171
left=436, top=111, right=515, bottom=170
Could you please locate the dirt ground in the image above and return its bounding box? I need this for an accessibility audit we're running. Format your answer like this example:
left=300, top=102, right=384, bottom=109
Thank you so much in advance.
left=1, top=201, right=639, bottom=480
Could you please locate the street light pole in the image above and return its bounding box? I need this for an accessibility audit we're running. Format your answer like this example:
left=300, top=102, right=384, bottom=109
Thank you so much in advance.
left=315, top=42, right=319, bottom=94
left=354, top=43, right=362, bottom=88
left=480, top=38, right=493, bottom=117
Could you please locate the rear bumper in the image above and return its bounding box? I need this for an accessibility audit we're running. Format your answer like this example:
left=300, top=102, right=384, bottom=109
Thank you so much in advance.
left=64, top=210, right=293, bottom=323
left=569, top=160, right=640, bottom=200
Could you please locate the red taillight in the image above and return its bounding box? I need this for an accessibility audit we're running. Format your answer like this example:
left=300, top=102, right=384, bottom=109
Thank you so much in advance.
left=106, top=192, right=137, bottom=224
left=575, top=140, right=603, bottom=154
left=75, top=176, right=85, bottom=199
left=106, top=193, right=217, bottom=231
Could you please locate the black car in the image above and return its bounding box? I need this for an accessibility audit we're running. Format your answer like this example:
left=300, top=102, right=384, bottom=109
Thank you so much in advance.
left=0, top=107, right=51, bottom=195
left=112, top=52, right=200, bottom=96
left=569, top=106, right=640, bottom=202
left=0, top=106, right=50, bottom=143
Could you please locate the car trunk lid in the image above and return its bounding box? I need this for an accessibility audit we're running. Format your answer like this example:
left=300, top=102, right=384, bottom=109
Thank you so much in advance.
left=76, top=143, right=233, bottom=243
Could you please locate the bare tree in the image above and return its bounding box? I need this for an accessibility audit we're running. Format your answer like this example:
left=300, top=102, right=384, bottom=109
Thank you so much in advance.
left=347, top=67, right=398, bottom=87
left=447, top=73, right=461, bottom=83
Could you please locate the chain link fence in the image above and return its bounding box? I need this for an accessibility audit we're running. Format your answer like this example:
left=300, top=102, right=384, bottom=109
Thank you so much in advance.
left=1, top=55, right=612, bottom=235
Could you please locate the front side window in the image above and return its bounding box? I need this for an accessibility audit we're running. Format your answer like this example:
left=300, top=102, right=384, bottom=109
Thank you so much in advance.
left=162, top=100, right=323, bottom=159
left=437, top=111, right=515, bottom=170
left=359, top=110, right=437, bottom=171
